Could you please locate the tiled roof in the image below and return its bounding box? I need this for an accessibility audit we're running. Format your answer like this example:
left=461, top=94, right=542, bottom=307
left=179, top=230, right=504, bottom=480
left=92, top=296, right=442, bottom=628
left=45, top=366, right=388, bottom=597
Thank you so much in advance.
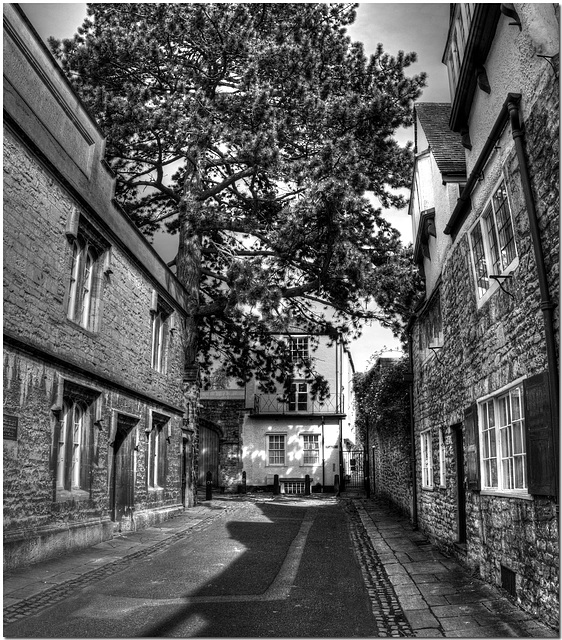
left=415, top=103, right=466, bottom=177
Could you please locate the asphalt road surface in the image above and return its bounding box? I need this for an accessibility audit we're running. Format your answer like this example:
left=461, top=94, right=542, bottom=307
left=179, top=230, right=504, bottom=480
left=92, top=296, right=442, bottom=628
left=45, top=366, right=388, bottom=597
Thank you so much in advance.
left=5, top=497, right=381, bottom=638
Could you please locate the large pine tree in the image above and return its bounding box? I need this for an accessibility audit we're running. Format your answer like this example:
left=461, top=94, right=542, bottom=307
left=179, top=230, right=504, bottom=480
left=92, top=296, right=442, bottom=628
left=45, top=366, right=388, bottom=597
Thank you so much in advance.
left=51, top=3, right=425, bottom=398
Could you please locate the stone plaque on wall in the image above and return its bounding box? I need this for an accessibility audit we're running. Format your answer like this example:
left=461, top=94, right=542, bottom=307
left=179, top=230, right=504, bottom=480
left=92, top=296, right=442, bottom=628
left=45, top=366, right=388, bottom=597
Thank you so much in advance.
left=3, top=414, right=18, bottom=440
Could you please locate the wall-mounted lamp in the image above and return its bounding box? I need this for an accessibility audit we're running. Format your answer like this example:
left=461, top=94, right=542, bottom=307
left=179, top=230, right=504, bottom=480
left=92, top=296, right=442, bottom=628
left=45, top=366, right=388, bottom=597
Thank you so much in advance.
left=94, top=419, right=104, bottom=431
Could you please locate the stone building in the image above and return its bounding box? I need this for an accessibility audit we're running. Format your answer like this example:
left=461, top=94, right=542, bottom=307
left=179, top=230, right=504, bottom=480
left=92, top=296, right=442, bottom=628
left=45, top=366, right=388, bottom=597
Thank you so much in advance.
left=3, top=5, right=195, bottom=569
left=200, top=331, right=355, bottom=494
left=408, top=3, right=559, bottom=628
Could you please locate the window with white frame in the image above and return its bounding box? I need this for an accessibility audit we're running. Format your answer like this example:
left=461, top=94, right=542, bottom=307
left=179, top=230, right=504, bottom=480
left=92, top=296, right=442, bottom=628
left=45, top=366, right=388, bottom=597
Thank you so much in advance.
left=302, top=434, right=320, bottom=465
left=289, top=382, right=308, bottom=412
left=289, top=336, right=309, bottom=362
left=479, top=383, right=526, bottom=492
left=469, top=180, right=517, bottom=301
left=421, top=429, right=433, bottom=489
left=268, top=435, right=286, bottom=465
left=439, top=428, right=446, bottom=487
left=147, top=413, right=168, bottom=488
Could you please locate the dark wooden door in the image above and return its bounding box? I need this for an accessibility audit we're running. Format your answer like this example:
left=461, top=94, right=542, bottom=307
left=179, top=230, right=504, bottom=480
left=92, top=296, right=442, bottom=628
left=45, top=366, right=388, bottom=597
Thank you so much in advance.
left=111, top=422, right=135, bottom=522
left=198, top=425, right=219, bottom=486
left=453, top=424, right=467, bottom=543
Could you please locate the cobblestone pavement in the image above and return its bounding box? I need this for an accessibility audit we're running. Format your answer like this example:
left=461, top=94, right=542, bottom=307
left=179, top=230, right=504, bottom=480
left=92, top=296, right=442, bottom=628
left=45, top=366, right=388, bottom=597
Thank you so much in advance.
left=344, top=499, right=414, bottom=637
left=348, top=496, right=558, bottom=638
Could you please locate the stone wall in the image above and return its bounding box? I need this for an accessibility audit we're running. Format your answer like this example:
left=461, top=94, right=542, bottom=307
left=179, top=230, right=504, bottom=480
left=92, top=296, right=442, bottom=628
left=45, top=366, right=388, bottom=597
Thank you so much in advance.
left=411, top=23, right=560, bottom=627
left=3, top=7, right=193, bottom=568
left=366, top=359, right=413, bottom=518
left=200, top=397, right=247, bottom=492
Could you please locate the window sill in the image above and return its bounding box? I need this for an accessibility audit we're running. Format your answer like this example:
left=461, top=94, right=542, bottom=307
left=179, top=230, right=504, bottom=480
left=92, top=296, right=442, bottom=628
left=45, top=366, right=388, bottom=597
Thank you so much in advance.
left=480, top=489, right=533, bottom=501
left=475, top=258, right=519, bottom=308
left=55, top=488, right=90, bottom=502
left=66, top=318, right=98, bottom=336
left=421, top=486, right=434, bottom=492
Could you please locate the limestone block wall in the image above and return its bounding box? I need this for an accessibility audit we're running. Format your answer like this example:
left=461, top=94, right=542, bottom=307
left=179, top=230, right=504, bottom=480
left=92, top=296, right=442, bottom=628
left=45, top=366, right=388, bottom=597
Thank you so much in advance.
left=200, top=396, right=247, bottom=492
left=3, top=6, right=193, bottom=568
left=3, top=128, right=185, bottom=406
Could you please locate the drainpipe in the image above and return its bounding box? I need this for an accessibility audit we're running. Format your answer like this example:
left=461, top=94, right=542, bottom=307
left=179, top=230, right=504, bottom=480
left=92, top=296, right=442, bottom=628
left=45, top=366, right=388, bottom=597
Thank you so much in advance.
left=406, top=315, right=419, bottom=530
left=321, top=416, right=325, bottom=492
left=507, top=95, right=560, bottom=465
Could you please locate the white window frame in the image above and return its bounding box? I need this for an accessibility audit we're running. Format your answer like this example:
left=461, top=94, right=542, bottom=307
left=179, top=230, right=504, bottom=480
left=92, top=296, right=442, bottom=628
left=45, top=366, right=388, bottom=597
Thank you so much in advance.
left=289, top=381, right=308, bottom=412
left=439, top=428, right=446, bottom=488
left=290, top=336, right=309, bottom=362
left=468, top=178, right=518, bottom=306
left=267, top=434, right=286, bottom=466
left=420, top=429, right=433, bottom=489
left=302, top=434, right=320, bottom=466
left=478, top=379, right=529, bottom=498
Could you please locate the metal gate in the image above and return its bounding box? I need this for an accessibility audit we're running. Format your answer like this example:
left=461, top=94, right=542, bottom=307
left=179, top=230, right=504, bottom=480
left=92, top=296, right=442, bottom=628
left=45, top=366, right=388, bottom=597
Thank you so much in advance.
left=343, top=450, right=364, bottom=488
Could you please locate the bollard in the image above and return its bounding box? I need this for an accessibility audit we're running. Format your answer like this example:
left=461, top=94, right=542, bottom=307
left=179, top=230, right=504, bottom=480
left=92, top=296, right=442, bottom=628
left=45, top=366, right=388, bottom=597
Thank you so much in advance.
left=273, top=474, right=280, bottom=495
left=305, top=474, right=311, bottom=495
left=242, top=470, right=247, bottom=494
left=334, top=474, right=340, bottom=496
left=205, top=471, right=213, bottom=500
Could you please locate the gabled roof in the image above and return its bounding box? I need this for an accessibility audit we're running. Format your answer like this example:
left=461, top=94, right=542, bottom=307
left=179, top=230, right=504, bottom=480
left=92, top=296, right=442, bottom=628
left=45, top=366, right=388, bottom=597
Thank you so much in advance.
left=415, top=103, right=466, bottom=177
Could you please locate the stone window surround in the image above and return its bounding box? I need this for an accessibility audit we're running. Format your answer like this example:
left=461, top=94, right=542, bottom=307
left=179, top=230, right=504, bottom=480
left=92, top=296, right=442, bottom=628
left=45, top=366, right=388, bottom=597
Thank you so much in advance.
left=150, top=291, right=174, bottom=374
left=51, top=377, right=102, bottom=503
left=65, top=208, right=111, bottom=333
left=146, top=410, right=171, bottom=490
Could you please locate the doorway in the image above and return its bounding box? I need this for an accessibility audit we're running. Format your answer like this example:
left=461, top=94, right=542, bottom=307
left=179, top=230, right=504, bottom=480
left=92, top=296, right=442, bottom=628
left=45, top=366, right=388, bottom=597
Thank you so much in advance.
left=111, top=416, right=137, bottom=524
left=452, top=423, right=467, bottom=544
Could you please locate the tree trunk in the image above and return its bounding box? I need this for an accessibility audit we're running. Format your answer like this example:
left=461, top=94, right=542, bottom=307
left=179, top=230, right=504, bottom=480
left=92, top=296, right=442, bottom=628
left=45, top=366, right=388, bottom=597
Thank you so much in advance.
left=176, top=157, right=204, bottom=503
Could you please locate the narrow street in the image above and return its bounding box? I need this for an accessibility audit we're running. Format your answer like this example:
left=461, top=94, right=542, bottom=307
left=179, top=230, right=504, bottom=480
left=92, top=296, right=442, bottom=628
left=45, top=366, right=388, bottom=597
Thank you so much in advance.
left=4, top=494, right=556, bottom=638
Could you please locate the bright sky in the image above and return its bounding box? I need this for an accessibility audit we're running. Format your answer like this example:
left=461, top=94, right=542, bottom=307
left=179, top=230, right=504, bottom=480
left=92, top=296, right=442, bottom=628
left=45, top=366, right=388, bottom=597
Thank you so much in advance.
left=20, top=2, right=451, bottom=372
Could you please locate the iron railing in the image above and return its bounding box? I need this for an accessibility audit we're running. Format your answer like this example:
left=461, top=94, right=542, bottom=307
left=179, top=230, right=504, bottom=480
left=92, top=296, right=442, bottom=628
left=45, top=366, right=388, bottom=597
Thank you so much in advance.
left=252, top=393, right=344, bottom=415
